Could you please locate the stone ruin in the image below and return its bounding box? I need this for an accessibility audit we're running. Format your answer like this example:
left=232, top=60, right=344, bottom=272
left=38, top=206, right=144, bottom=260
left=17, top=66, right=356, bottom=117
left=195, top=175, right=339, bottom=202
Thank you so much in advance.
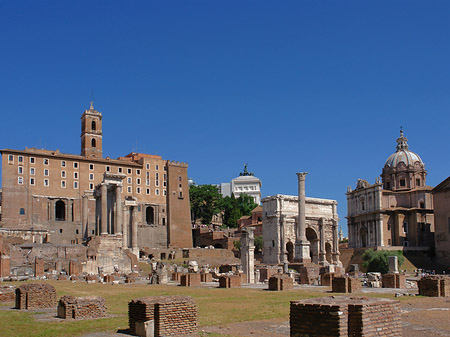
left=418, top=275, right=450, bottom=297
left=332, top=275, right=362, bottom=293
left=15, top=283, right=56, bottom=310
left=268, top=273, right=294, bottom=291
left=219, top=275, right=241, bottom=288
left=0, top=285, right=16, bottom=302
left=57, top=295, right=107, bottom=319
left=290, top=296, right=402, bottom=337
left=149, top=262, right=169, bottom=285
left=382, top=273, right=406, bottom=289
left=180, top=273, right=201, bottom=287
left=128, top=296, right=197, bottom=337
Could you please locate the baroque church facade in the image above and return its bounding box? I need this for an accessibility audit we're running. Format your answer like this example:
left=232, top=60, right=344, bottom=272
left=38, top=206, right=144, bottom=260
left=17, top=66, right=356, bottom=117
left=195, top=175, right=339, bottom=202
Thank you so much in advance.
left=0, top=103, right=192, bottom=249
left=346, top=131, right=434, bottom=248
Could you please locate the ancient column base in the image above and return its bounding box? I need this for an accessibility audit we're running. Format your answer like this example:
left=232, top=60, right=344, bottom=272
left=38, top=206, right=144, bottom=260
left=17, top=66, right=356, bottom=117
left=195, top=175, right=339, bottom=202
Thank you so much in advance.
left=294, top=241, right=311, bottom=264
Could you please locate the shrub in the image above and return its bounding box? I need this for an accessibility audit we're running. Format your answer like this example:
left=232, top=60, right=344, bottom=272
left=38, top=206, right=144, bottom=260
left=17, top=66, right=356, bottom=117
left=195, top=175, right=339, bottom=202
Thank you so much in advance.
left=362, top=248, right=404, bottom=274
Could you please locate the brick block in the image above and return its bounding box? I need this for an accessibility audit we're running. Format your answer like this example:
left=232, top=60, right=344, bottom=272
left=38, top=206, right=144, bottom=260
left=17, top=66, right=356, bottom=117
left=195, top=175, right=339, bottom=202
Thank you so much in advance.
left=57, top=295, right=107, bottom=319
left=268, top=274, right=294, bottom=291
left=219, top=275, right=241, bottom=288
left=321, top=272, right=334, bottom=286
left=15, top=283, right=56, bottom=310
left=332, top=276, right=361, bottom=293
left=180, top=273, right=201, bottom=287
left=418, top=275, right=450, bottom=297
left=200, top=273, right=212, bottom=282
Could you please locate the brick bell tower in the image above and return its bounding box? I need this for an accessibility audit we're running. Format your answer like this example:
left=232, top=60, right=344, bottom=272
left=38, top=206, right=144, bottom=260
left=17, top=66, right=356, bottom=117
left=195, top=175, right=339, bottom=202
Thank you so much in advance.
left=81, top=101, right=103, bottom=158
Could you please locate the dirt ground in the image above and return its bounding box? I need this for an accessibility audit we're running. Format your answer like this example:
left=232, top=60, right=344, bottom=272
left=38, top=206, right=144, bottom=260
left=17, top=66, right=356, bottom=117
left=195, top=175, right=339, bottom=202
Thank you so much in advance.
left=200, top=296, right=450, bottom=337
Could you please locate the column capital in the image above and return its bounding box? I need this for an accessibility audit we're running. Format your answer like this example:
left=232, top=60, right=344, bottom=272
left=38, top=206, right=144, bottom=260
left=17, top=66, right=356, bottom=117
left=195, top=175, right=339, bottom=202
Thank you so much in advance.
left=296, top=172, right=309, bottom=181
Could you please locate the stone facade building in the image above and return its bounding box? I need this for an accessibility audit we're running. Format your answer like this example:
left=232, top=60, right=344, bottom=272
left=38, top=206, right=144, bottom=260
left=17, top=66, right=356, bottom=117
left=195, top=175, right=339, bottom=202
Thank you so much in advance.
left=347, top=131, right=434, bottom=248
left=0, top=103, right=192, bottom=249
left=262, top=173, right=340, bottom=266
left=219, top=165, right=262, bottom=204
left=433, top=176, right=450, bottom=267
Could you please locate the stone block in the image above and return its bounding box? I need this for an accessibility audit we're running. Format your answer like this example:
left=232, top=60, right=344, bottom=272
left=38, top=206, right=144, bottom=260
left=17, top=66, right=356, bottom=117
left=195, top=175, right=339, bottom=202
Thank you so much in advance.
left=268, top=274, right=294, bottom=291
left=320, top=272, right=334, bottom=286
left=15, top=283, right=56, bottom=310
left=332, top=276, right=361, bottom=293
left=382, top=273, right=406, bottom=289
left=57, top=295, right=107, bottom=319
left=219, top=275, right=241, bottom=288
left=180, top=273, right=201, bottom=287
left=200, top=273, right=212, bottom=282
left=418, top=275, right=450, bottom=297
left=0, top=285, right=16, bottom=302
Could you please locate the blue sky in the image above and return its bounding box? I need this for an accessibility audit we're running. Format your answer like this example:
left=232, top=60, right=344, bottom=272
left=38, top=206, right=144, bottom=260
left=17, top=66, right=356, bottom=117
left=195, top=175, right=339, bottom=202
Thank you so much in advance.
left=1, top=1, right=450, bottom=236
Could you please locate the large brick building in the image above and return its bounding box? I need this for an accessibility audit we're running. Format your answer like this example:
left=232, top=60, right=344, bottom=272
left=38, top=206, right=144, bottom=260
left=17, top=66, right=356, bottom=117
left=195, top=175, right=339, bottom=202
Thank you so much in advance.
left=0, top=103, right=192, bottom=249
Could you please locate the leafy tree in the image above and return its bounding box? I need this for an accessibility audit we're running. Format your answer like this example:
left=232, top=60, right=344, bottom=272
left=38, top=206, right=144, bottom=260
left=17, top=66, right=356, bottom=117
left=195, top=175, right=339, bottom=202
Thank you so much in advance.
left=362, top=248, right=405, bottom=274
left=221, top=193, right=258, bottom=227
left=189, top=185, right=222, bottom=224
left=254, top=235, right=263, bottom=253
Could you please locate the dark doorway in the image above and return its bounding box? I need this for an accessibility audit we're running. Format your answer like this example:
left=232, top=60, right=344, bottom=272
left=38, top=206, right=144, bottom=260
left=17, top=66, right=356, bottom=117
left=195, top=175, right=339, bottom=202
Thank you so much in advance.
left=146, top=206, right=154, bottom=224
left=55, top=200, right=65, bottom=221
left=286, top=241, right=294, bottom=262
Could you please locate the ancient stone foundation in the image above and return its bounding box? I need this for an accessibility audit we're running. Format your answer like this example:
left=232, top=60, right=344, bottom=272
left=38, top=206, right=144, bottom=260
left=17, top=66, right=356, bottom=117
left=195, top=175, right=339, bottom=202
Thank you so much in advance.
left=290, top=296, right=402, bottom=337
left=180, top=273, right=201, bottom=287
left=268, top=274, right=294, bottom=291
left=382, top=273, right=406, bottom=289
left=332, top=276, right=361, bottom=293
left=418, top=275, right=450, bottom=297
left=171, top=272, right=184, bottom=282
left=321, top=272, right=334, bottom=286
left=200, top=272, right=213, bottom=282
left=57, top=295, right=107, bottom=319
left=15, top=283, right=56, bottom=309
left=128, top=295, right=197, bottom=336
left=219, top=275, right=241, bottom=288
left=0, top=285, right=16, bottom=302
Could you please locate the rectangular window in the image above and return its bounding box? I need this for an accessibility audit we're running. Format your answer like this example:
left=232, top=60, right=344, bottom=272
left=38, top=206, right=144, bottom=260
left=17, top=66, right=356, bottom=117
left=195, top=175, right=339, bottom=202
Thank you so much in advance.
left=18, top=156, right=23, bottom=163
left=164, top=166, right=167, bottom=171
left=163, top=189, right=167, bottom=196
left=155, top=180, right=159, bottom=187
left=18, top=166, right=23, bottom=174
left=146, top=179, right=150, bottom=186
left=146, top=188, right=150, bottom=195
left=74, top=172, right=78, bottom=179
left=155, top=189, right=159, bottom=195
left=44, top=169, right=49, bottom=176
left=74, top=181, right=78, bottom=189
left=163, top=181, right=167, bottom=187
left=8, top=155, right=13, bottom=163
left=89, top=173, right=94, bottom=180
left=155, top=165, right=159, bottom=171
left=163, top=173, right=167, bottom=181
left=156, top=173, right=159, bottom=180
left=136, top=178, right=141, bottom=185
left=18, top=177, right=23, bottom=185
left=127, top=186, right=132, bottom=193
left=106, top=165, right=111, bottom=172
left=146, top=163, right=150, bottom=170
left=416, top=178, right=420, bottom=186
left=127, top=168, right=132, bottom=174
left=61, top=180, right=66, bottom=188
left=179, top=191, right=183, bottom=198
left=127, top=177, right=132, bottom=184
left=30, top=157, right=35, bottom=164
left=136, top=187, right=141, bottom=194
left=89, top=163, right=94, bottom=170
left=44, top=179, right=49, bottom=187
left=73, top=162, right=78, bottom=169
left=400, top=179, right=406, bottom=187
left=30, top=167, right=35, bottom=175
left=61, top=160, right=66, bottom=167
left=178, top=176, right=182, bottom=182
left=30, top=178, right=35, bottom=186
left=136, top=169, right=141, bottom=175
left=44, top=158, right=49, bottom=165
left=89, top=183, right=94, bottom=190
left=118, top=167, right=123, bottom=173
left=61, top=171, right=66, bottom=178
left=403, top=222, right=408, bottom=233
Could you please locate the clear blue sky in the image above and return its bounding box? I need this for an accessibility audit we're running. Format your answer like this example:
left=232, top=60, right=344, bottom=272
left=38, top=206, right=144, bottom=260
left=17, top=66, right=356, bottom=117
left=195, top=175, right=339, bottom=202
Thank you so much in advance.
left=1, top=1, right=450, bottom=236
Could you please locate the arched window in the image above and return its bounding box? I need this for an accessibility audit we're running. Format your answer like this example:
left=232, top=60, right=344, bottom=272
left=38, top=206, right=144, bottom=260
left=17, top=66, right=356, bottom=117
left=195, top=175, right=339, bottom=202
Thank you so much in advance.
left=146, top=206, right=154, bottom=225
left=91, top=120, right=96, bottom=131
left=55, top=200, right=65, bottom=221
left=91, top=138, right=96, bottom=148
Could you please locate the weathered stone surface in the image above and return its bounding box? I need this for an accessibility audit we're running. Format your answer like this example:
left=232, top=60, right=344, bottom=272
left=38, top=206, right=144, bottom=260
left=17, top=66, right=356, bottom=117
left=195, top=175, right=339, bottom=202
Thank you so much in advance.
left=180, top=273, right=201, bottom=287
left=268, top=274, right=293, bottom=291
left=219, top=275, right=241, bottom=288
left=418, top=275, right=450, bottom=297
left=57, top=295, right=107, bottom=319
left=382, top=273, right=406, bottom=289
left=15, top=283, right=56, bottom=309
left=0, top=285, right=16, bottom=302
left=332, top=275, right=361, bottom=293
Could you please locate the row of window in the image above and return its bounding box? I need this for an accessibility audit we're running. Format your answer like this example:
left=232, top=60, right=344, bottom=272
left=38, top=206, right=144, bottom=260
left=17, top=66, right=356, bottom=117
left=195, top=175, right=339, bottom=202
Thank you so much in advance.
left=8, top=155, right=166, bottom=175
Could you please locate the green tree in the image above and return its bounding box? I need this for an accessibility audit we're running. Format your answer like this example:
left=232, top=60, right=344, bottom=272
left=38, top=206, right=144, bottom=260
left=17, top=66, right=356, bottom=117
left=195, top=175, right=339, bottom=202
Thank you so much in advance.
left=189, top=185, right=222, bottom=224
left=362, top=248, right=405, bottom=274
left=254, top=235, right=263, bottom=253
left=221, top=193, right=258, bottom=227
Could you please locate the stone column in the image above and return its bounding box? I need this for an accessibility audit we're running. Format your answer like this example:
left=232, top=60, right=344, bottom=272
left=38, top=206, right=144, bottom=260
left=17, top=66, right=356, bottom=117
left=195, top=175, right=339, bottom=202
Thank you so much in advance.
left=131, top=206, right=139, bottom=255
left=240, top=228, right=255, bottom=284
left=116, top=186, right=122, bottom=234
left=279, top=214, right=287, bottom=266
left=82, top=195, right=88, bottom=239
left=295, top=172, right=311, bottom=263
left=376, top=213, right=383, bottom=247
left=319, top=218, right=327, bottom=265
left=332, top=220, right=342, bottom=267
left=123, top=206, right=129, bottom=248
left=101, top=184, right=108, bottom=235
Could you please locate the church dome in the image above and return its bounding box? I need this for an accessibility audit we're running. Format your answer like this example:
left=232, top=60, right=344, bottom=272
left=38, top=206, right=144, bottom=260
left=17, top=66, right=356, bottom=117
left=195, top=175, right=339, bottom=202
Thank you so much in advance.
left=384, top=130, right=424, bottom=168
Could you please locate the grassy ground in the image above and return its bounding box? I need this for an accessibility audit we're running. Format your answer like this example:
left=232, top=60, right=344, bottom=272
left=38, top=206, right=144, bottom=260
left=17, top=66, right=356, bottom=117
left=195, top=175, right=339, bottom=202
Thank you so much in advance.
left=0, top=280, right=398, bottom=337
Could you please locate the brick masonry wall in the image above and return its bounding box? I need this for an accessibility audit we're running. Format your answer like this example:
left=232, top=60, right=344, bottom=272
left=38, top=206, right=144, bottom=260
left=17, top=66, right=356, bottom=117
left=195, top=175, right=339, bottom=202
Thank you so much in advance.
left=268, top=274, right=294, bottom=291
left=290, top=297, right=401, bottom=337
left=219, top=275, right=241, bottom=288
left=34, top=257, right=44, bottom=277
left=128, top=296, right=197, bottom=336
left=332, top=276, right=361, bottom=293
left=321, top=272, right=334, bottom=286
left=382, top=273, right=406, bottom=289
left=171, top=272, right=184, bottom=282
left=418, top=275, right=450, bottom=297
left=15, top=283, right=56, bottom=309
left=0, top=285, right=16, bottom=302
left=57, top=295, right=107, bottom=319
left=180, top=273, right=201, bottom=287
left=200, top=273, right=212, bottom=282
